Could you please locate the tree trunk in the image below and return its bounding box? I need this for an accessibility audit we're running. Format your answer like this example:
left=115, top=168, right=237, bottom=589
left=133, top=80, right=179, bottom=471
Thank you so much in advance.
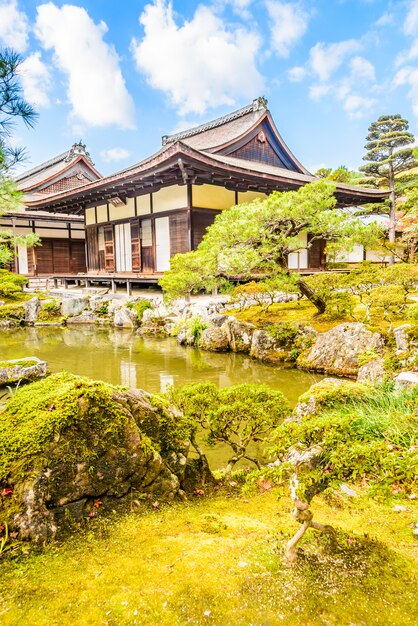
left=297, top=278, right=326, bottom=314
left=388, top=168, right=396, bottom=266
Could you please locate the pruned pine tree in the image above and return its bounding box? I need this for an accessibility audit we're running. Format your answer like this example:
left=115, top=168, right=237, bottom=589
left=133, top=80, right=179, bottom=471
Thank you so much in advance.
left=360, top=115, right=417, bottom=264
left=0, top=48, right=39, bottom=265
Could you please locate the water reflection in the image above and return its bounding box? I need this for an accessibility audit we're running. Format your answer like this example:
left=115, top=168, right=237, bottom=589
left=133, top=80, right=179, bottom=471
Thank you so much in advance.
left=0, top=327, right=322, bottom=405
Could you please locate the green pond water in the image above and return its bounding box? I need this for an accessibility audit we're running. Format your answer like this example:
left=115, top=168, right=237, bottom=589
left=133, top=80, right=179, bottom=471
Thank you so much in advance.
left=0, top=327, right=323, bottom=468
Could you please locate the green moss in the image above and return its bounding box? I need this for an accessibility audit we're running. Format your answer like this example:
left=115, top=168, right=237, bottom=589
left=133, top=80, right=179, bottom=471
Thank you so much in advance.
left=127, top=300, right=152, bottom=322
left=297, top=379, right=371, bottom=410
left=0, top=359, right=38, bottom=368
left=0, top=372, right=152, bottom=484
left=0, top=303, right=25, bottom=322
left=37, top=300, right=61, bottom=322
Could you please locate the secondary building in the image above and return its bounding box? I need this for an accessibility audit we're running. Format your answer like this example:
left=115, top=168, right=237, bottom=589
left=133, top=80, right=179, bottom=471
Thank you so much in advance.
left=26, top=98, right=388, bottom=281
left=2, top=142, right=101, bottom=276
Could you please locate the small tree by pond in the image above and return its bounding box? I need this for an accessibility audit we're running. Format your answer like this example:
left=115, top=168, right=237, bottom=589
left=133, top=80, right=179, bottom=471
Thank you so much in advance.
left=268, top=382, right=418, bottom=562
left=168, top=382, right=290, bottom=475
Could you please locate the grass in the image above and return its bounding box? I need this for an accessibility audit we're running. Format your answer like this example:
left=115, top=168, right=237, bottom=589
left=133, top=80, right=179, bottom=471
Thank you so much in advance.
left=0, top=489, right=417, bottom=626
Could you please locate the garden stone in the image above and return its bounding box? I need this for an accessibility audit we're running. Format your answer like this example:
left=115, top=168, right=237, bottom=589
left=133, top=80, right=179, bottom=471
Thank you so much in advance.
left=199, top=326, right=229, bottom=351
left=294, top=378, right=345, bottom=418
left=223, top=317, right=255, bottom=353
left=393, top=324, right=411, bottom=353
left=357, top=360, right=386, bottom=384
left=394, top=371, right=418, bottom=386
left=250, top=330, right=285, bottom=363
left=61, top=297, right=88, bottom=317
left=24, top=297, right=40, bottom=324
left=208, top=313, right=229, bottom=327
left=113, top=306, right=136, bottom=328
left=301, top=323, right=385, bottom=377
left=66, top=311, right=98, bottom=324
left=0, top=356, right=47, bottom=386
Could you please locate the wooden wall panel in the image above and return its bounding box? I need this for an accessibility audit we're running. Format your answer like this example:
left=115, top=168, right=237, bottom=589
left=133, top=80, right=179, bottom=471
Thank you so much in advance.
left=70, top=241, right=86, bottom=273
left=169, top=213, right=189, bottom=256
left=104, top=226, right=115, bottom=272
left=191, top=209, right=219, bottom=250
left=36, top=240, right=54, bottom=274
left=86, top=227, right=99, bottom=272
left=131, top=222, right=141, bottom=271
left=308, top=237, right=326, bottom=269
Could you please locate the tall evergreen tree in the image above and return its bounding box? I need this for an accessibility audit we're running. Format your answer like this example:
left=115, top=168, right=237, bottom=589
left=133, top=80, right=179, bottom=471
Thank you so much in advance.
left=0, top=48, right=39, bottom=265
left=360, top=115, right=417, bottom=264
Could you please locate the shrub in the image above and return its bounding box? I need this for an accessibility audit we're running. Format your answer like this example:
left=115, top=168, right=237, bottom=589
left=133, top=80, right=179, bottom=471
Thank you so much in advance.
left=128, top=300, right=152, bottom=322
left=266, top=322, right=298, bottom=347
left=0, top=269, right=27, bottom=298
left=37, top=300, right=61, bottom=321
left=406, top=303, right=418, bottom=322
left=0, top=303, right=25, bottom=322
left=168, top=382, right=290, bottom=473
left=187, top=316, right=208, bottom=343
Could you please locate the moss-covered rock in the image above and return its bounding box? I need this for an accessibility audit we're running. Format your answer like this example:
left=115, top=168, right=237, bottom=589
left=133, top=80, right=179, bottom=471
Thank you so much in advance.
left=0, top=373, right=192, bottom=543
left=295, top=378, right=371, bottom=418
left=0, top=357, right=47, bottom=386
left=299, top=323, right=385, bottom=377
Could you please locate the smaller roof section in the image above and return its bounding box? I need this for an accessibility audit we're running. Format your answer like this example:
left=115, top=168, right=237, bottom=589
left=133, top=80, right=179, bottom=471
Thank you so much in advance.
left=162, top=97, right=309, bottom=174
left=15, top=141, right=102, bottom=195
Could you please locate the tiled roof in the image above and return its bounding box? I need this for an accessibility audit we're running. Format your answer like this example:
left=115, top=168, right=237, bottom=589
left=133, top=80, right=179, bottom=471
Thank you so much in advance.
left=15, top=142, right=97, bottom=191
left=162, top=98, right=268, bottom=151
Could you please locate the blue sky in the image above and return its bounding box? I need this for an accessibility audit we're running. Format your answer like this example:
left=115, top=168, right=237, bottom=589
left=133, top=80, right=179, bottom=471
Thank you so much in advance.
left=1, top=0, right=418, bottom=177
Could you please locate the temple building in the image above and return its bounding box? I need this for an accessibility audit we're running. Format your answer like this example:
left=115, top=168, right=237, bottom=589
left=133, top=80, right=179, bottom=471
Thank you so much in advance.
left=24, top=98, right=387, bottom=284
left=2, top=142, right=101, bottom=276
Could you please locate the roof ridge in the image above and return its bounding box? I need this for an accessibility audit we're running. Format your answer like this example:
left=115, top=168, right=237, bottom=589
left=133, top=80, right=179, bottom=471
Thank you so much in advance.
left=15, top=142, right=94, bottom=182
left=162, top=97, right=268, bottom=146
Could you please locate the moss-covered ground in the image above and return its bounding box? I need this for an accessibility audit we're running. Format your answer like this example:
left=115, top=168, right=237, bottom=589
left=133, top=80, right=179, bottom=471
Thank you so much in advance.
left=1, top=488, right=417, bottom=626
left=230, top=299, right=414, bottom=334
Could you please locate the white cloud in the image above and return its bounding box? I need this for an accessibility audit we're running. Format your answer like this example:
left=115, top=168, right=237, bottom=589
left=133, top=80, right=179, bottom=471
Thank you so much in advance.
left=343, top=94, right=377, bottom=120
left=19, top=52, right=52, bottom=108
left=0, top=0, right=29, bottom=53
left=309, top=39, right=361, bottom=82
left=404, top=0, right=418, bottom=36
left=131, top=0, right=263, bottom=115
left=349, top=56, right=375, bottom=82
left=375, top=12, right=394, bottom=27
left=35, top=2, right=135, bottom=129
left=266, top=1, right=310, bottom=58
left=100, top=147, right=131, bottom=163
left=287, top=65, right=306, bottom=82
left=309, top=52, right=377, bottom=119
left=220, top=0, right=253, bottom=18
left=394, top=65, right=418, bottom=117
left=309, top=84, right=331, bottom=101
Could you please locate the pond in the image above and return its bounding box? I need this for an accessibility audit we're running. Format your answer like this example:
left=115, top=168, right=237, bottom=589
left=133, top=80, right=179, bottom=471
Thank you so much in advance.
left=1, top=327, right=323, bottom=468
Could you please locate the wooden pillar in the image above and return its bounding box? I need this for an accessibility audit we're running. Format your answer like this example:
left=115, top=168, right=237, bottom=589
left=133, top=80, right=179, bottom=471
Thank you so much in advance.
left=126, top=280, right=131, bottom=296
left=111, top=280, right=116, bottom=294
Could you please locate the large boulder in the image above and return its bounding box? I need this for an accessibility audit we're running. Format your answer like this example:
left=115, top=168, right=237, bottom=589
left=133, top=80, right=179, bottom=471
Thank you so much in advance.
left=300, top=323, right=385, bottom=377
left=61, top=297, right=88, bottom=317
left=357, top=360, right=386, bottom=384
left=393, top=324, right=411, bottom=353
left=113, top=306, right=136, bottom=328
left=199, top=325, right=230, bottom=351
left=0, top=356, right=47, bottom=386
left=250, top=330, right=287, bottom=363
left=222, top=317, right=255, bottom=353
left=24, top=297, right=40, bottom=324
left=0, top=373, right=192, bottom=543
